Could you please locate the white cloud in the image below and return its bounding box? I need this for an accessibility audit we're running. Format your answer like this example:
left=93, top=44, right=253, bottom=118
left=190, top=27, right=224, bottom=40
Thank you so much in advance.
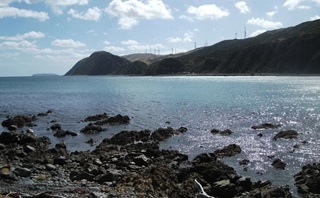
left=186, top=4, right=229, bottom=20
left=103, top=46, right=126, bottom=53
left=266, top=10, right=277, bottom=17
left=235, top=1, right=250, bottom=14
left=52, top=39, right=86, bottom=48
left=249, top=29, right=267, bottom=37
left=179, top=15, right=194, bottom=22
left=0, top=40, right=37, bottom=52
left=167, top=37, right=182, bottom=43
left=247, top=18, right=283, bottom=29
left=121, top=40, right=139, bottom=45
left=0, top=31, right=45, bottom=41
left=0, top=6, right=49, bottom=21
left=68, top=7, right=101, bottom=21
left=282, top=0, right=312, bottom=10
left=126, top=43, right=164, bottom=51
left=310, top=14, right=320, bottom=20
left=106, top=0, right=173, bottom=29
left=103, top=40, right=111, bottom=45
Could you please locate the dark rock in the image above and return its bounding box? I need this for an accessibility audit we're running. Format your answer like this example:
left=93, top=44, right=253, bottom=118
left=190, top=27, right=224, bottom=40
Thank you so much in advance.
left=95, top=169, right=123, bottom=184
left=251, top=123, right=282, bottom=130
left=272, top=158, right=286, bottom=170
left=133, top=154, right=149, bottom=166
left=24, top=145, right=36, bottom=153
left=150, top=127, right=187, bottom=142
left=211, top=129, right=233, bottom=135
left=84, top=113, right=108, bottom=122
left=70, top=171, right=94, bottom=181
left=37, top=110, right=53, bottom=117
left=19, top=132, right=37, bottom=144
left=53, top=130, right=67, bottom=137
left=55, top=142, right=67, bottom=149
left=50, top=123, right=61, bottom=131
left=0, top=132, right=19, bottom=144
left=53, top=156, right=67, bottom=165
left=80, top=123, right=106, bottom=134
left=239, top=159, right=250, bottom=166
left=210, top=179, right=238, bottom=198
left=103, top=130, right=150, bottom=146
left=14, top=167, right=32, bottom=177
left=236, top=176, right=252, bottom=191
left=8, top=125, right=18, bottom=131
left=214, top=144, right=242, bottom=158
left=0, top=143, right=5, bottom=150
left=295, top=163, right=320, bottom=195
left=45, top=164, right=56, bottom=171
left=66, top=131, right=78, bottom=136
left=1, top=115, right=37, bottom=128
left=273, top=130, right=298, bottom=140
left=192, top=153, right=217, bottom=165
left=94, top=114, right=130, bottom=125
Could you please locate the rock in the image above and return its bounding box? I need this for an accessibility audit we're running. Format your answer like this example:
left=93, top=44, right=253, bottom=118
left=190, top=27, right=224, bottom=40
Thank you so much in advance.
left=14, top=167, right=32, bottom=177
left=273, top=130, right=298, bottom=140
left=150, top=127, right=187, bottom=142
left=295, top=163, right=320, bottom=195
left=50, top=123, right=62, bottom=131
left=37, top=110, right=53, bottom=117
left=1, top=115, right=37, bottom=128
left=80, top=123, right=106, bottom=134
left=239, top=159, right=250, bottom=166
left=95, top=169, right=123, bottom=184
left=0, top=132, right=19, bottom=144
left=192, top=153, right=217, bottom=165
left=210, top=179, right=238, bottom=197
left=70, top=171, right=94, bottom=181
left=66, top=131, right=78, bottom=136
left=211, top=129, right=233, bottom=135
left=0, top=143, right=5, bottom=150
left=84, top=113, right=108, bottom=122
left=95, top=114, right=130, bottom=125
left=46, top=164, right=57, bottom=171
left=133, top=154, right=149, bottom=166
left=236, top=176, right=252, bottom=191
left=272, top=158, right=286, bottom=170
left=24, top=145, right=36, bottom=153
left=103, top=130, right=150, bottom=146
left=53, top=130, right=67, bottom=137
left=251, top=123, right=282, bottom=130
left=8, top=125, right=18, bottom=131
left=214, top=144, right=241, bottom=158
left=53, top=156, right=67, bottom=165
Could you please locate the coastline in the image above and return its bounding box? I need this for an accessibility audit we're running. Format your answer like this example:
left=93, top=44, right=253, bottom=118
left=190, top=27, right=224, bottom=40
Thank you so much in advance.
left=0, top=112, right=319, bottom=197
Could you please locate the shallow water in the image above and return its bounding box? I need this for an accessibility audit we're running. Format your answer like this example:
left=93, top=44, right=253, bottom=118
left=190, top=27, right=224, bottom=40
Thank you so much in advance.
left=0, top=75, right=319, bottom=195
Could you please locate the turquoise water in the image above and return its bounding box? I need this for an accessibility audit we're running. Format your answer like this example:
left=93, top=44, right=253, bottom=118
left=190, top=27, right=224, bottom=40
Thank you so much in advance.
left=0, top=76, right=320, bottom=194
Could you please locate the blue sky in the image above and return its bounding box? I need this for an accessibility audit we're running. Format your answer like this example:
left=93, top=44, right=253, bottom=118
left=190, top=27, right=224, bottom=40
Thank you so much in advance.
left=0, top=0, right=319, bottom=76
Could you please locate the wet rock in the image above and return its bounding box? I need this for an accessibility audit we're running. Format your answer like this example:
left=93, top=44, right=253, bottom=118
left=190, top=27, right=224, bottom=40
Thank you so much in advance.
left=236, top=176, right=252, bottom=191
left=84, top=113, right=108, bottom=122
left=150, top=127, right=187, bottom=142
left=53, top=156, right=67, bottom=165
left=24, top=145, right=36, bottom=153
left=214, top=144, right=241, bottom=158
left=251, top=123, right=282, bottom=130
left=0, top=131, right=19, bottom=144
left=95, top=169, right=123, bottom=184
left=272, top=158, right=286, bottom=170
left=273, top=130, right=298, bottom=140
left=211, top=129, right=234, bottom=135
left=14, top=167, right=32, bottom=177
left=192, top=153, right=217, bottom=165
left=239, top=159, right=250, bottom=166
left=133, top=154, right=149, bottom=166
left=80, top=123, right=106, bottom=134
left=8, top=125, right=18, bottom=131
left=95, top=114, right=130, bottom=125
left=70, top=171, right=95, bottom=181
left=103, top=130, right=151, bottom=145
left=50, top=123, right=61, bottom=131
left=37, top=110, right=53, bottom=117
left=53, top=130, right=78, bottom=137
left=295, top=163, right=320, bottom=195
left=1, top=115, right=37, bottom=128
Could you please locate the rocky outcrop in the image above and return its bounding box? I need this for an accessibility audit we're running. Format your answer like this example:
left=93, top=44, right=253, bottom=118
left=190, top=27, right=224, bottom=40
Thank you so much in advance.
left=211, top=128, right=234, bottom=135
left=295, top=163, right=320, bottom=195
left=214, top=144, right=242, bottom=158
left=273, top=130, right=299, bottom=140
left=1, top=115, right=37, bottom=128
left=65, top=51, right=131, bottom=76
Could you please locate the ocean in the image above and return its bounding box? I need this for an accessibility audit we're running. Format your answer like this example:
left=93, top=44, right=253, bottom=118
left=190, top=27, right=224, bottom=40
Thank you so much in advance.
left=0, top=75, right=320, bottom=194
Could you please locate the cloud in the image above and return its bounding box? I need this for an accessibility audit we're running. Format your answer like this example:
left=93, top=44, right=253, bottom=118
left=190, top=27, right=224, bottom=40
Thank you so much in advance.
left=249, top=29, right=267, bottom=37
left=0, top=31, right=45, bottom=41
left=167, top=31, right=194, bottom=43
left=167, top=37, right=182, bottom=43
left=247, top=18, right=283, bottom=29
left=68, top=7, right=101, bottom=21
left=52, top=39, right=86, bottom=48
left=235, top=1, right=250, bottom=14
left=0, top=6, right=49, bottom=21
left=24, top=0, right=90, bottom=14
left=186, top=4, right=229, bottom=20
left=283, top=0, right=312, bottom=10
left=103, top=46, right=126, bottom=53
left=310, top=14, right=320, bottom=20
left=0, top=40, right=37, bottom=52
left=121, top=40, right=139, bottom=45
left=106, top=0, right=173, bottom=29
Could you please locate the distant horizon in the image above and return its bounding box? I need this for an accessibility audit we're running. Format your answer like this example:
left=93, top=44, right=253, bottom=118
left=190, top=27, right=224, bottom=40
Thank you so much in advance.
left=0, top=0, right=319, bottom=77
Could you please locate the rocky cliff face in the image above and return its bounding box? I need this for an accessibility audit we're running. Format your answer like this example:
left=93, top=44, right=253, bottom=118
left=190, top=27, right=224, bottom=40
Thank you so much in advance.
left=66, top=19, right=320, bottom=76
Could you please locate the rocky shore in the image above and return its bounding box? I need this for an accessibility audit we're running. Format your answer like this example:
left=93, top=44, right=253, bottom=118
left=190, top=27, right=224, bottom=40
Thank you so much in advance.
left=0, top=114, right=319, bottom=197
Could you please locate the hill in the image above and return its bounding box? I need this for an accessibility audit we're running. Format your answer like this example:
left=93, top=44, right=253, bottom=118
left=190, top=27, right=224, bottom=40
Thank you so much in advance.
left=65, top=19, right=320, bottom=76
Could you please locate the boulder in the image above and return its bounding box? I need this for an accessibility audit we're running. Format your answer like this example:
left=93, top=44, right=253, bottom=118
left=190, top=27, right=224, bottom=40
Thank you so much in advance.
left=192, top=153, right=217, bottom=165
left=295, top=163, right=320, bottom=195
left=150, top=127, right=188, bottom=142
left=251, top=123, right=281, bottom=130
left=95, top=114, right=130, bottom=125
left=70, top=171, right=94, bottom=181
left=273, top=130, right=298, bottom=140
left=50, top=123, right=61, bottom=131
left=211, top=129, right=234, bottom=135
left=80, top=123, right=106, bottom=134
left=14, top=167, right=32, bottom=177
left=272, top=158, right=286, bottom=170
left=214, top=144, right=241, bottom=158
left=210, top=179, right=238, bottom=198
left=0, top=132, right=19, bottom=144
left=84, top=113, right=108, bottom=122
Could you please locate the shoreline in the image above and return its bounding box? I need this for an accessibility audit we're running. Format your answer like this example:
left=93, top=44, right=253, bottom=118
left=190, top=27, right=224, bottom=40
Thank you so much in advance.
left=0, top=112, right=319, bottom=197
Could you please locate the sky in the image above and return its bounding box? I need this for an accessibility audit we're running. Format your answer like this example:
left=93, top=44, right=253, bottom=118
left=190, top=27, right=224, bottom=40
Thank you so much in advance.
left=0, top=0, right=319, bottom=76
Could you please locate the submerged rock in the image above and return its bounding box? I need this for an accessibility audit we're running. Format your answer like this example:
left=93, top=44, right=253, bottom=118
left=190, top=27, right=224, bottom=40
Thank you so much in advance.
left=273, top=130, right=298, bottom=140
left=211, top=129, right=234, bottom=135
left=251, top=123, right=282, bottom=130
left=1, top=115, right=37, bottom=128
left=94, top=114, right=130, bottom=125
left=84, top=113, right=108, bottom=122
left=80, top=123, right=106, bottom=134
left=272, top=158, right=287, bottom=170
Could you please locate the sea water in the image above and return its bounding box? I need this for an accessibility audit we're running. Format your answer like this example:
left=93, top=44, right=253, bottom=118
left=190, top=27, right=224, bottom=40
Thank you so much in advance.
left=0, top=75, right=319, bottom=194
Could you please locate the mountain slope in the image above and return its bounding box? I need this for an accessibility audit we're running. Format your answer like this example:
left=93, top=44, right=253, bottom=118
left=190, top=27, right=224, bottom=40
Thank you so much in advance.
left=65, top=51, right=131, bottom=75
